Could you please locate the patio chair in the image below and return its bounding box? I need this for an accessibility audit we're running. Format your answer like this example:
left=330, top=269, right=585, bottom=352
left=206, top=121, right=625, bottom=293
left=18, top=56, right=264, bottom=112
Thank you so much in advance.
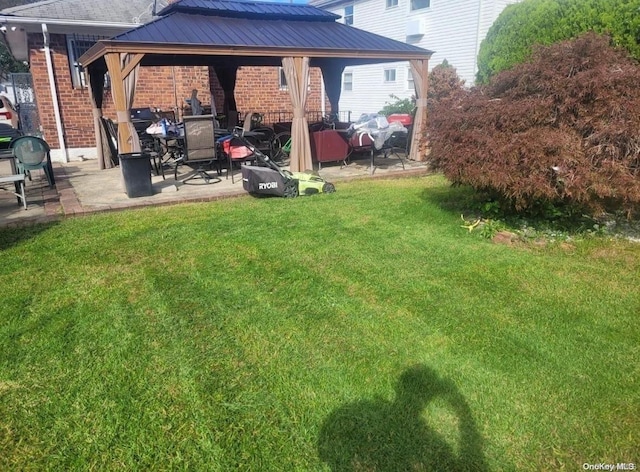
left=11, top=135, right=55, bottom=187
left=379, top=131, right=407, bottom=170
left=156, top=110, right=176, bottom=123
left=173, top=115, right=222, bottom=184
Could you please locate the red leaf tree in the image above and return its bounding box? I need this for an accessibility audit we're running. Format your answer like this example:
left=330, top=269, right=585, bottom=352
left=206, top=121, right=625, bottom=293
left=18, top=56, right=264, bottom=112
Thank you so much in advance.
left=430, top=33, right=640, bottom=216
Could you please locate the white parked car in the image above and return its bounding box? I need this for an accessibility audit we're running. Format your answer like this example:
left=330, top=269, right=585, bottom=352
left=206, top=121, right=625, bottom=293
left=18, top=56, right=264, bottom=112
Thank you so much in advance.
left=0, top=95, right=19, bottom=129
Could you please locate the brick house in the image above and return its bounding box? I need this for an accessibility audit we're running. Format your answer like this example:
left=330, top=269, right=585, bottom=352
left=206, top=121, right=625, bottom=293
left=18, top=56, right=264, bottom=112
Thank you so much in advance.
left=0, top=0, right=327, bottom=162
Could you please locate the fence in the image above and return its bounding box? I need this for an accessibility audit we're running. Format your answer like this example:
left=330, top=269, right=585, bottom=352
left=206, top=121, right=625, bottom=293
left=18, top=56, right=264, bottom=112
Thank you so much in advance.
left=259, top=110, right=352, bottom=126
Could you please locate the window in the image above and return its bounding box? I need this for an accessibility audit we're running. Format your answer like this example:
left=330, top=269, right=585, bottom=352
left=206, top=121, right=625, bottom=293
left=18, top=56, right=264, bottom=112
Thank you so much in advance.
left=344, top=5, right=353, bottom=25
left=384, top=69, right=397, bottom=83
left=279, top=67, right=287, bottom=90
left=407, top=68, right=414, bottom=90
left=279, top=67, right=312, bottom=90
left=410, top=0, right=430, bottom=11
left=343, top=72, right=353, bottom=91
left=386, top=0, right=398, bottom=7
left=67, top=34, right=110, bottom=89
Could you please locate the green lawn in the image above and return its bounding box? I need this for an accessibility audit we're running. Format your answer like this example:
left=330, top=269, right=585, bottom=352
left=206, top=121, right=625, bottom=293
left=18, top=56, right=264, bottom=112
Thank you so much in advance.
left=1, top=175, right=638, bottom=471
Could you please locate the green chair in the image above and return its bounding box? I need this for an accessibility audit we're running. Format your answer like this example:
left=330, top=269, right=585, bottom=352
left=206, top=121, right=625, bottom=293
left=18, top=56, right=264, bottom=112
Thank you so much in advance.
left=11, top=135, right=55, bottom=188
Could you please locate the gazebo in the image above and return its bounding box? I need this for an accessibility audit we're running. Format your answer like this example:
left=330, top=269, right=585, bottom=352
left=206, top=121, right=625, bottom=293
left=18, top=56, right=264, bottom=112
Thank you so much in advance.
left=79, top=0, right=433, bottom=172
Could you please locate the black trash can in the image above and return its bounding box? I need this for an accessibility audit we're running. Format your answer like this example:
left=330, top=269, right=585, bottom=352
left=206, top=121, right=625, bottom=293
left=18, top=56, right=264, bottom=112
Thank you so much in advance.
left=119, top=152, right=153, bottom=198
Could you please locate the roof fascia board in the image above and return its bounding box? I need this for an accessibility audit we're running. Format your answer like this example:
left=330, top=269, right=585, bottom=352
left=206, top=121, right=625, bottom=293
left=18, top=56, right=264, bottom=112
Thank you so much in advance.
left=80, top=40, right=432, bottom=67
left=308, top=0, right=346, bottom=9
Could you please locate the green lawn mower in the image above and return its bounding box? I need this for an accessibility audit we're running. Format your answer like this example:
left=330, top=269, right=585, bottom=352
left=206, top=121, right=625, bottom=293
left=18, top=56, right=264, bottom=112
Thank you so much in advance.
left=233, top=129, right=336, bottom=198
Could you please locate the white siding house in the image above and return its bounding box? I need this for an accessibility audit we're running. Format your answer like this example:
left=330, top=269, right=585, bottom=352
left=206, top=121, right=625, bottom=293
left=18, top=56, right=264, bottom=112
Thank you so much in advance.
left=309, top=0, right=520, bottom=118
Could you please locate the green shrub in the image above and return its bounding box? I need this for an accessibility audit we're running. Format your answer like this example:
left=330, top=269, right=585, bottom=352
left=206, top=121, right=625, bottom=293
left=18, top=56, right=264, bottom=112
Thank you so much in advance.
left=379, top=60, right=465, bottom=116
left=430, top=33, right=640, bottom=217
left=477, top=0, right=640, bottom=83
left=379, top=94, right=415, bottom=116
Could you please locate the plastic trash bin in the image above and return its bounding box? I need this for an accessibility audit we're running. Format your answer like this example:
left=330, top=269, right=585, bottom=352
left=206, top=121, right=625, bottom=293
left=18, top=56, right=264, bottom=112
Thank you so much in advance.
left=119, top=152, right=153, bottom=198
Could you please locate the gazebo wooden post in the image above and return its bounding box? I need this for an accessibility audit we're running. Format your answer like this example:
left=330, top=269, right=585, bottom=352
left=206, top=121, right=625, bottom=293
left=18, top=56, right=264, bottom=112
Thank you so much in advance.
left=409, top=58, right=430, bottom=162
left=104, top=52, right=144, bottom=155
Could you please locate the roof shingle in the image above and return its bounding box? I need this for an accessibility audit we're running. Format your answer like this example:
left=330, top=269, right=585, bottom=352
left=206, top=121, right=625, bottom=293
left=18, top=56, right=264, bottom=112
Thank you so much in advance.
left=0, top=0, right=157, bottom=25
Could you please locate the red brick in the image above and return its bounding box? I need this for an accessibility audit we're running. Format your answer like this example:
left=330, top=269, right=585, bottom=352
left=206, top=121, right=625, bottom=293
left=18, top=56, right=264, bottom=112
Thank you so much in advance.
left=29, top=33, right=330, bottom=150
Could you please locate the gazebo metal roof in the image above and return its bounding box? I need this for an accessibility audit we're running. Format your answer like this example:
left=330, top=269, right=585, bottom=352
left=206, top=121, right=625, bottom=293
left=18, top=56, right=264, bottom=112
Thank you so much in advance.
left=80, top=0, right=432, bottom=70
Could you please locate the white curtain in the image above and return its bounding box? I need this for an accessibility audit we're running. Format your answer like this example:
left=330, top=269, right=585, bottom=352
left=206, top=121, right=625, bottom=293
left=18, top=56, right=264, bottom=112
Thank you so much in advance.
left=282, top=56, right=312, bottom=172
left=410, top=59, right=428, bottom=162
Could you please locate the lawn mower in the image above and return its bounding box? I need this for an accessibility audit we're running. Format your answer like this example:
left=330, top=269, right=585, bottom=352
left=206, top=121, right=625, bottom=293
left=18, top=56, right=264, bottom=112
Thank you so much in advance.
left=230, top=128, right=336, bottom=198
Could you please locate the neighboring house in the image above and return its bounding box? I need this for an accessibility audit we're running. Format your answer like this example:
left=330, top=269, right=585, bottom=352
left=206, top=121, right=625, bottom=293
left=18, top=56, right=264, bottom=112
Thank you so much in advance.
left=0, top=0, right=327, bottom=162
left=309, top=0, right=520, bottom=117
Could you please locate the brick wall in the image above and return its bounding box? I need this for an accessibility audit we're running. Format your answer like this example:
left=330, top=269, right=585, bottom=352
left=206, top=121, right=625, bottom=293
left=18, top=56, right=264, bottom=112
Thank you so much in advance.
left=29, top=33, right=328, bottom=151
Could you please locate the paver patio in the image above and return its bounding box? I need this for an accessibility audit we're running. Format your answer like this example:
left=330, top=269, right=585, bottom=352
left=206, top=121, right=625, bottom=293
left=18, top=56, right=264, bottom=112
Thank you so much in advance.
left=0, top=152, right=431, bottom=228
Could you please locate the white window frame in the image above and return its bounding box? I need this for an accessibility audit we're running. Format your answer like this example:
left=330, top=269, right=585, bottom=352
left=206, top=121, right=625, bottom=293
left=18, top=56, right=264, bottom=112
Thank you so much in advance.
left=344, top=4, right=354, bottom=25
left=384, top=68, right=397, bottom=83
left=386, top=0, right=399, bottom=8
left=410, top=0, right=430, bottom=11
left=342, top=72, right=353, bottom=92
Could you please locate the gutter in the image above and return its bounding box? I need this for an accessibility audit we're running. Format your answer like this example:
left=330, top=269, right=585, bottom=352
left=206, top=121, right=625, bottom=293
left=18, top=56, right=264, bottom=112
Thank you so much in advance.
left=0, top=16, right=139, bottom=29
left=308, top=0, right=346, bottom=9
left=42, top=23, right=68, bottom=162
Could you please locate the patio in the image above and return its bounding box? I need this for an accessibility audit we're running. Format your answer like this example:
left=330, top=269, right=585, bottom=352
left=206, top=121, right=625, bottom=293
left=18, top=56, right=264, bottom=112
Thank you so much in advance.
left=0, top=152, right=431, bottom=228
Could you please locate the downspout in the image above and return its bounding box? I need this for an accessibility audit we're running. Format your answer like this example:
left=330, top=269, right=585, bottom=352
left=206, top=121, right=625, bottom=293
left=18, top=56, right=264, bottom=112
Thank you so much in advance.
left=42, top=23, right=68, bottom=162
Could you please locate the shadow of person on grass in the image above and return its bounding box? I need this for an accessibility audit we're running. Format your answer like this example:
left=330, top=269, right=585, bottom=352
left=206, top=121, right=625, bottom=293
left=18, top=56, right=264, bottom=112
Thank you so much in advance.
left=318, top=364, right=488, bottom=471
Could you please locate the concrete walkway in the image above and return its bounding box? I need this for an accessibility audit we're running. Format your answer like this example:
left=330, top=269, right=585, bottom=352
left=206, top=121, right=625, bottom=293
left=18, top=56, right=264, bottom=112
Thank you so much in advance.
left=0, top=152, right=431, bottom=228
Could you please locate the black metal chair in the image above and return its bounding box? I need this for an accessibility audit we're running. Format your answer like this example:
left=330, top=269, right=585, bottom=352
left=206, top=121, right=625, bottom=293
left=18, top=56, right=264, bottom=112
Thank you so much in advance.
left=173, top=115, right=222, bottom=184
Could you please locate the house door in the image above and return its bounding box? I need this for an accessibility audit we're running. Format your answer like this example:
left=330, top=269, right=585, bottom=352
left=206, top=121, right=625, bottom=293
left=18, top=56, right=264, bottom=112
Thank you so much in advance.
left=10, top=73, right=40, bottom=136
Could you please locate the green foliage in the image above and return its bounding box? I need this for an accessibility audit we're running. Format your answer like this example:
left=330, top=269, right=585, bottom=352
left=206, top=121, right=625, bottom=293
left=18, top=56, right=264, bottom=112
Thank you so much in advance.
left=0, top=42, right=28, bottom=80
left=379, top=60, right=465, bottom=116
left=477, top=0, right=640, bottom=83
left=379, top=94, right=415, bottom=116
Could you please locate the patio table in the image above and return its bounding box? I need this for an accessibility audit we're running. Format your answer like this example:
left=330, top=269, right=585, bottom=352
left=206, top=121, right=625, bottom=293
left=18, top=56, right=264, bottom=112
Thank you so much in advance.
left=0, top=148, right=27, bottom=208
